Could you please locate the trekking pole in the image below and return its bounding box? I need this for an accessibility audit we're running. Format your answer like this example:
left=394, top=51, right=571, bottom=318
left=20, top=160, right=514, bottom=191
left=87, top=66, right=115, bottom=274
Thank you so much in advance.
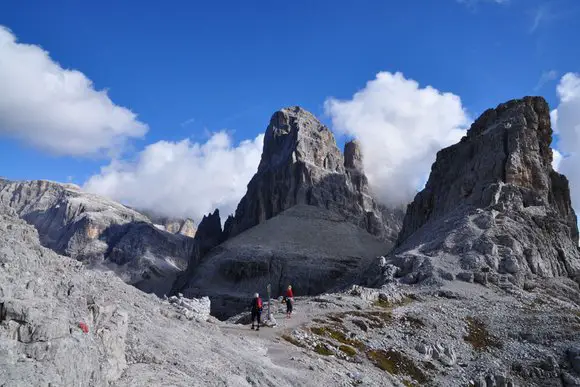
left=267, top=283, right=271, bottom=321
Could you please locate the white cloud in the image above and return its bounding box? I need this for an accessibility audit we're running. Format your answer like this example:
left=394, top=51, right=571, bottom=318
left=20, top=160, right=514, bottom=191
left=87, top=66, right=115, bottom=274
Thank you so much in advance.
left=553, top=73, right=580, bottom=210
left=0, top=25, right=147, bottom=156
left=84, top=131, right=264, bottom=223
left=456, top=0, right=509, bottom=8
left=552, top=148, right=563, bottom=171
left=528, top=4, right=560, bottom=34
left=534, top=70, right=558, bottom=91
left=530, top=7, right=545, bottom=32
left=551, top=109, right=559, bottom=134
left=325, top=71, right=469, bottom=206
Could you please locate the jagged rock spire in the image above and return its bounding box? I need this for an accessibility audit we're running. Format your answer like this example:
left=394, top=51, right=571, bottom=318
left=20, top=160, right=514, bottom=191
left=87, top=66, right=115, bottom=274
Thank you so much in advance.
left=222, top=106, right=400, bottom=242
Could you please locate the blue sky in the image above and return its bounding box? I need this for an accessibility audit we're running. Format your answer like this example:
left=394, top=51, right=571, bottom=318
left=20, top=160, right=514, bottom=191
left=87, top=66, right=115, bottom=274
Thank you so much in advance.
left=0, top=0, right=579, bottom=220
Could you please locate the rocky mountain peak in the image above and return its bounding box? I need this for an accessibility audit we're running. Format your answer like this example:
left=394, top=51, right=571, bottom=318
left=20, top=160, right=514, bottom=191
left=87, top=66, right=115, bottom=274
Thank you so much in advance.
left=258, top=106, right=344, bottom=174
left=398, top=96, right=575, bottom=244
left=369, top=96, right=580, bottom=288
left=344, top=139, right=364, bottom=171
left=168, top=218, right=197, bottom=238
left=222, top=106, right=402, bottom=242
left=195, top=209, right=223, bottom=256
left=142, top=211, right=197, bottom=238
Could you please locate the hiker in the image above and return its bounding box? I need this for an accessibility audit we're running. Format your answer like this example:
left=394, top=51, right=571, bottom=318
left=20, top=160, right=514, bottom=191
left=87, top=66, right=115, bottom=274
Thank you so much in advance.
left=285, top=285, right=294, bottom=318
left=250, top=292, right=263, bottom=330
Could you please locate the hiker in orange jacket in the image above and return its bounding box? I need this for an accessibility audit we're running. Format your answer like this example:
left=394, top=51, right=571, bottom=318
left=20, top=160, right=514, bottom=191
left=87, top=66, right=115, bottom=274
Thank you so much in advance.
left=250, top=292, right=263, bottom=330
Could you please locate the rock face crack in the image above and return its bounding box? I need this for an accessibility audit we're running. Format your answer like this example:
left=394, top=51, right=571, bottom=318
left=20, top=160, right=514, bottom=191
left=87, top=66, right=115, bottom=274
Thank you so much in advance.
left=0, top=302, right=6, bottom=322
left=502, top=125, right=509, bottom=183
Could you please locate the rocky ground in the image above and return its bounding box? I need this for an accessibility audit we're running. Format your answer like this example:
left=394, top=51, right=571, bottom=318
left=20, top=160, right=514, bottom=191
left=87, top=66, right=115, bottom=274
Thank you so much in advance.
left=0, top=204, right=396, bottom=386
left=176, top=204, right=390, bottom=319
left=2, top=203, right=579, bottom=386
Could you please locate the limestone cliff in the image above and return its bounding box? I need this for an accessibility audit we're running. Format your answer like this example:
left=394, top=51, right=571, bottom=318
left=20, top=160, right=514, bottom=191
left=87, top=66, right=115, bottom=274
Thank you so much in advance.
left=368, top=97, right=580, bottom=288
left=223, top=106, right=402, bottom=243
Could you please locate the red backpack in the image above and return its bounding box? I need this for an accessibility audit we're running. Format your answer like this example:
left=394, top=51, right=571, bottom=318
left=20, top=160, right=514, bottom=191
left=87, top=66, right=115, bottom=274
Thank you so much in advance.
left=257, top=297, right=263, bottom=309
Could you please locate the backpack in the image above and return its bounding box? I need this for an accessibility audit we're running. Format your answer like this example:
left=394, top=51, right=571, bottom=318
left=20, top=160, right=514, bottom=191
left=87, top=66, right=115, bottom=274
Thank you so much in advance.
left=257, top=297, right=263, bottom=309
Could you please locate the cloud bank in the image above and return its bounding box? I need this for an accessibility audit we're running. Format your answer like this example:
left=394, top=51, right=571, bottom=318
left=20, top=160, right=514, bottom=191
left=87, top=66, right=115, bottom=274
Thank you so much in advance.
left=84, top=132, right=264, bottom=222
left=325, top=71, right=470, bottom=206
left=0, top=26, right=147, bottom=156
left=552, top=73, right=580, bottom=210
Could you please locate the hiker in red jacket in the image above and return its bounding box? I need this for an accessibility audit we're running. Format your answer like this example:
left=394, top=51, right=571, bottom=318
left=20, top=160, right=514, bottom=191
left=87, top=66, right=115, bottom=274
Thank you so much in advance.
left=285, top=285, right=294, bottom=318
left=250, top=293, right=263, bottom=330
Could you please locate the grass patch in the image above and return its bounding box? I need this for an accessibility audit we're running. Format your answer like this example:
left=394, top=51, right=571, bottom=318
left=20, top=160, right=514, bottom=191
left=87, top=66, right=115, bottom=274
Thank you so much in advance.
left=373, top=296, right=414, bottom=309
left=281, top=334, right=305, bottom=348
left=342, top=310, right=392, bottom=329
left=310, top=325, right=366, bottom=350
left=314, top=344, right=333, bottom=356
left=328, top=314, right=344, bottom=324
left=463, top=317, right=502, bottom=351
left=367, top=311, right=393, bottom=322
left=310, top=327, right=327, bottom=336
left=367, top=349, right=427, bottom=384
left=339, top=345, right=357, bottom=357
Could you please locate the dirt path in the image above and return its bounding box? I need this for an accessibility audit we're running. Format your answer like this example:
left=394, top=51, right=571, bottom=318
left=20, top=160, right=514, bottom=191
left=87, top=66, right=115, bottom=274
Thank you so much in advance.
left=219, top=300, right=309, bottom=340
left=217, top=300, right=325, bottom=373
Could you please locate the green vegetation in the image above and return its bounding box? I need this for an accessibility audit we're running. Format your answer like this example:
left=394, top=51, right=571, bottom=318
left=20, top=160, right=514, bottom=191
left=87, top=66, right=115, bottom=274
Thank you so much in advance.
left=463, top=316, right=502, bottom=351
left=373, top=295, right=414, bottom=309
left=340, top=310, right=392, bottom=329
left=314, top=344, right=333, bottom=356
left=310, top=325, right=366, bottom=350
left=367, top=349, right=427, bottom=384
left=338, top=345, right=357, bottom=357
left=281, top=334, right=305, bottom=348
left=310, top=326, right=327, bottom=336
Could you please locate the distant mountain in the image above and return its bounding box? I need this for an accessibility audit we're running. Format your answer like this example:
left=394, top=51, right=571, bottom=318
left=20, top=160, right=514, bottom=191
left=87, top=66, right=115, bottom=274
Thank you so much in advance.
left=0, top=178, right=194, bottom=296
left=135, top=209, right=197, bottom=238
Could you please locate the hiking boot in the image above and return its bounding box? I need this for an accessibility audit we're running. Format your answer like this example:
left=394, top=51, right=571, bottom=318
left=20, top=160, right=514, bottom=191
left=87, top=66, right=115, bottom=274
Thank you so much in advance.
left=251, top=326, right=254, bottom=330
